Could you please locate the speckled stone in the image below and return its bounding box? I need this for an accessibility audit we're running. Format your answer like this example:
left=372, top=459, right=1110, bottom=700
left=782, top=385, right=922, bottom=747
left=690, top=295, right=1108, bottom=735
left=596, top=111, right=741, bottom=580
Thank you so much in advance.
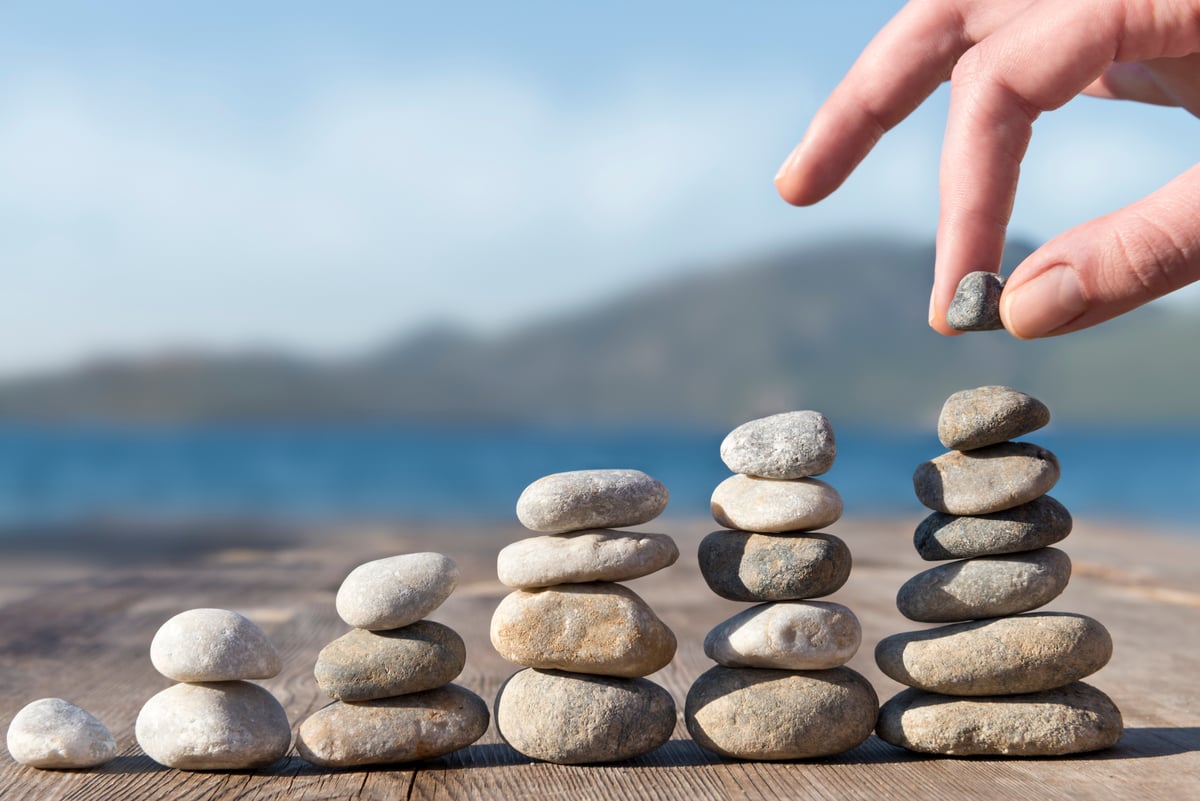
left=710, top=475, right=843, bottom=533
left=335, top=552, right=459, bottom=631
left=913, top=442, right=1060, bottom=515
left=685, top=666, right=878, bottom=760
left=314, top=621, right=466, bottom=702
left=495, top=669, right=676, bottom=764
left=497, top=530, right=678, bottom=588
left=296, top=684, right=489, bottom=767
left=703, top=601, right=861, bottom=669
left=875, top=613, right=1112, bottom=696
left=914, top=496, right=1073, bottom=560
left=719, top=411, right=836, bottom=479
left=6, top=698, right=116, bottom=769
left=515, top=469, right=669, bottom=533
left=877, top=682, right=1123, bottom=756
left=938, top=386, right=1051, bottom=450
left=698, top=530, right=851, bottom=602
left=149, top=608, right=281, bottom=682
left=946, top=271, right=1005, bottom=331
left=896, top=548, right=1072, bottom=623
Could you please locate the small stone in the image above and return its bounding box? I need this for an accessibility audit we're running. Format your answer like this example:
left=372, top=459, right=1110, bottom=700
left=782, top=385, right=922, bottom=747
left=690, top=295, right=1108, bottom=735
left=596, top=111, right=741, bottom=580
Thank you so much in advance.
left=703, top=601, right=861, bottom=669
left=711, top=475, right=843, bottom=533
left=938, top=386, right=1051, bottom=450
left=516, top=469, right=668, bottom=533
left=314, top=621, right=466, bottom=702
left=150, top=608, right=281, bottom=682
left=946, top=271, right=1005, bottom=331
left=685, top=666, right=878, bottom=760
left=494, top=669, right=675, bottom=764
left=698, top=530, right=851, bottom=602
left=877, top=682, right=1123, bottom=756
left=296, top=684, right=489, bottom=767
left=490, top=582, right=675, bottom=677
left=913, top=442, right=1060, bottom=515
left=6, top=698, right=116, bottom=769
left=875, top=613, right=1113, bottom=696
left=896, top=548, right=1072, bottom=623
left=720, top=411, right=836, bottom=479
left=915, top=496, right=1073, bottom=560
left=497, top=530, right=678, bottom=588
left=336, top=552, right=459, bottom=631
left=135, top=681, right=291, bottom=770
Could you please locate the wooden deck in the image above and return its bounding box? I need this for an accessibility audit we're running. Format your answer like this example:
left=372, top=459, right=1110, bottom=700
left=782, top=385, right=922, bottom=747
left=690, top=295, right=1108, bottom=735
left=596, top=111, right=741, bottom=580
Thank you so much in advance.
left=2, top=517, right=1198, bottom=800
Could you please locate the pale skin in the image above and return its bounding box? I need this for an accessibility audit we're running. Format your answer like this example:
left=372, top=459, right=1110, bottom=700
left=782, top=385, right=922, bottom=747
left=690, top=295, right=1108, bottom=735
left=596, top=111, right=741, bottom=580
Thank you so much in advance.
left=774, top=0, right=1200, bottom=338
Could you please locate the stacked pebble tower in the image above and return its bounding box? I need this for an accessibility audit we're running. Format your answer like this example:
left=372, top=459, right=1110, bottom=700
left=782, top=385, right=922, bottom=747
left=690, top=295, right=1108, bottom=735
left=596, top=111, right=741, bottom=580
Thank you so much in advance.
left=296, top=552, right=490, bottom=767
left=136, top=608, right=292, bottom=770
left=491, top=469, right=679, bottom=764
left=875, top=386, right=1124, bottom=755
left=685, top=411, right=879, bottom=760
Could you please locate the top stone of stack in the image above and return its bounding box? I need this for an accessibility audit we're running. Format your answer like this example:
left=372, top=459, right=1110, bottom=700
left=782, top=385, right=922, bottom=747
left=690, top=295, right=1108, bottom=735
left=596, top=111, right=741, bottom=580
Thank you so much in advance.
left=516, top=469, right=668, bottom=533
left=938, top=386, right=1050, bottom=451
left=720, top=411, right=836, bottom=479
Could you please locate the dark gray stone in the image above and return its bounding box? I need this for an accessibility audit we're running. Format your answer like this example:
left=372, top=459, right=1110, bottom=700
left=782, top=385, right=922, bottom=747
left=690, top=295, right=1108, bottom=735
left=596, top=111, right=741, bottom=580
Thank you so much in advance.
left=314, top=621, right=466, bottom=702
left=896, top=548, right=1071, bottom=622
left=914, top=496, right=1073, bottom=560
left=913, top=442, right=1060, bottom=515
left=938, top=386, right=1050, bottom=450
left=516, top=469, right=669, bottom=533
left=698, top=530, right=851, bottom=602
left=946, top=271, right=1005, bottom=331
left=719, top=411, right=836, bottom=479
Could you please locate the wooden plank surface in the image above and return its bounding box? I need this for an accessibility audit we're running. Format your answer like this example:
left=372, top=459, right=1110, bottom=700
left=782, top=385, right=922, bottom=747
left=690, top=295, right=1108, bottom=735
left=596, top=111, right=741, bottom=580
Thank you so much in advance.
left=2, top=517, right=1198, bottom=801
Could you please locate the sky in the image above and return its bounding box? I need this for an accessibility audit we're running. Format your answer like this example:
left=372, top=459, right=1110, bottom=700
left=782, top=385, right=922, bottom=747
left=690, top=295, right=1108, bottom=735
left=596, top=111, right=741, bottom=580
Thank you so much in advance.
left=1, top=1, right=1197, bottom=376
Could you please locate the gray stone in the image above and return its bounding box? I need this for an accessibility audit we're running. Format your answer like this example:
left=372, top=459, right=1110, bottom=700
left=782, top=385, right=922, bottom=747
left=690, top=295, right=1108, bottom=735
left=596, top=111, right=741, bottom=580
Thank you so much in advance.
left=135, top=681, right=291, bottom=770
left=516, top=469, right=668, bottom=533
left=946, top=271, right=1005, bottom=331
left=875, top=613, right=1112, bottom=696
left=937, top=386, right=1051, bottom=450
left=720, top=411, right=836, bottom=479
left=896, top=548, right=1072, bottom=623
left=915, top=496, right=1073, bottom=560
left=711, top=475, right=843, bottom=533
left=685, top=666, right=878, bottom=760
left=150, top=608, right=281, bottom=682
left=336, top=552, right=459, bottom=631
left=497, top=530, right=678, bottom=588
left=698, top=530, right=851, bottom=602
left=703, top=601, right=860, bottom=670
left=6, top=698, right=116, bottom=769
left=296, top=684, right=489, bottom=767
left=490, top=582, right=675, bottom=677
left=877, top=682, right=1123, bottom=756
left=314, top=621, right=466, bottom=702
left=913, top=442, right=1060, bottom=515
left=494, top=669, right=675, bottom=764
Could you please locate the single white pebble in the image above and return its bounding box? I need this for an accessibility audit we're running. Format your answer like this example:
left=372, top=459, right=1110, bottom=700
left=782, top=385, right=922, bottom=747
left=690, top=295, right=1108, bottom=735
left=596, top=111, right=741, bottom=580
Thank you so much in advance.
left=6, top=698, right=117, bottom=769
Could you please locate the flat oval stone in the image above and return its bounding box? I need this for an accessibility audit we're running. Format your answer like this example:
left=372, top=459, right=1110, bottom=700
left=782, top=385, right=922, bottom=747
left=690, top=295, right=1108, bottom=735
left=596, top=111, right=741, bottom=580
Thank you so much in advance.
left=703, top=601, right=861, bottom=669
left=913, top=442, right=1060, bottom=515
left=497, top=530, right=678, bottom=588
left=875, top=613, right=1113, bottom=695
left=915, top=496, right=1072, bottom=560
left=490, top=582, right=675, bottom=677
left=296, top=684, right=489, bottom=767
left=314, top=621, right=466, bottom=702
left=685, top=665, right=878, bottom=760
left=711, top=475, right=843, bottom=532
left=896, top=548, right=1072, bottom=623
left=516, top=469, right=668, bottom=533
left=938, top=386, right=1051, bottom=451
left=336, top=552, right=459, bottom=631
left=698, top=530, right=851, bottom=602
left=136, top=681, right=291, bottom=770
left=946, top=271, right=1005, bottom=331
left=6, top=698, right=116, bottom=769
left=495, top=669, right=675, bottom=764
left=720, top=411, right=836, bottom=479
left=877, top=682, right=1123, bottom=756
left=150, top=608, right=281, bottom=682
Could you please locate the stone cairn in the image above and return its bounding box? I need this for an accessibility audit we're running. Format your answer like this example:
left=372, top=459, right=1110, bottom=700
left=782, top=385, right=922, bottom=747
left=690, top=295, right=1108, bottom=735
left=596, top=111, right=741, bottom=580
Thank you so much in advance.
left=875, top=386, right=1124, bottom=756
left=491, top=469, right=679, bottom=764
left=685, top=411, right=879, bottom=760
left=296, top=552, right=490, bottom=767
left=136, top=608, right=292, bottom=770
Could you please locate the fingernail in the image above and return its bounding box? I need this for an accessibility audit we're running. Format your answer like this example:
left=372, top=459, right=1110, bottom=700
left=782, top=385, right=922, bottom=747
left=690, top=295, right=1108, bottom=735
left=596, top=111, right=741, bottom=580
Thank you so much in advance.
left=1001, top=264, right=1087, bottom=338
left=927, top=287, right=937, bottom=327
left=775, top=143, right=802, bottom=182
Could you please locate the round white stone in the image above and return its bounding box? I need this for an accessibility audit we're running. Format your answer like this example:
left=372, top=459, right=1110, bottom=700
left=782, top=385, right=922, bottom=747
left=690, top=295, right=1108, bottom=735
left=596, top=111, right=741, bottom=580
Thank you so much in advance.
left=704, top=601, right=861, bottom=669
left=150, top=608, right=281, bottom=682
left=711, top=475, right=843, bottom=532
left=335, top=552, right=459, bottom=630
left=6, top=698, right=116, bottom=769
left=496, top=530, right=678, bottom=588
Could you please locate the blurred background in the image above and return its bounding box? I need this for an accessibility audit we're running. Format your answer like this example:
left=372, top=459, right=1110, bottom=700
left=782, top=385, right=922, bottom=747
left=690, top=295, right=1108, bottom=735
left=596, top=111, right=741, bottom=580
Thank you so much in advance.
left=1, top=0, right=1198, bottom=537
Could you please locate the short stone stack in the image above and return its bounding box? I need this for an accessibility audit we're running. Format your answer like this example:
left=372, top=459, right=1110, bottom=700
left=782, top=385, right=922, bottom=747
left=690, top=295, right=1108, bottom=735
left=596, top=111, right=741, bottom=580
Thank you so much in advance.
left=876, top=385, right=1124, bottom=756
left=685, top=411, right=879, bottom=760
left=491, top=469, right=679, bottom=764
left=297, top=552, right=490, bottom=767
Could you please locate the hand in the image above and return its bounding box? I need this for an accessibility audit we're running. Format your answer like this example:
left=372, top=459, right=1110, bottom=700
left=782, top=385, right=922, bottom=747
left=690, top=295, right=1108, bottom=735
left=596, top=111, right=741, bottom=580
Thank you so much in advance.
left=773, top=0, right=1200, bottom=338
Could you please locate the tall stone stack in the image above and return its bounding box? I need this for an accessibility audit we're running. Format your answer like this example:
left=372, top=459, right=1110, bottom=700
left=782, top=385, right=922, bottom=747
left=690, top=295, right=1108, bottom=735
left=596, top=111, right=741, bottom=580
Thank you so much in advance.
left=685, top=411, right=879, bottom=760
left=491, top=469, right=679, bottom=764
left=876, top=385, right=1124, bottom=756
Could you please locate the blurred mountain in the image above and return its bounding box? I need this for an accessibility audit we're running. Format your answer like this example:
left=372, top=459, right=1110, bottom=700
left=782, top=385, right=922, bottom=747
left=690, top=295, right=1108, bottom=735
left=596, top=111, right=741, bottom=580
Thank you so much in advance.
left=3, top=236, right=1199, bottom=428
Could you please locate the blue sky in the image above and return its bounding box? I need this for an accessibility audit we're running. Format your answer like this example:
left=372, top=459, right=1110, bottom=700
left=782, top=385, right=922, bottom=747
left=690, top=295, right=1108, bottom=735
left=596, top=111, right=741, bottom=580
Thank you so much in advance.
left=1, top=1, right=1196, bottom=375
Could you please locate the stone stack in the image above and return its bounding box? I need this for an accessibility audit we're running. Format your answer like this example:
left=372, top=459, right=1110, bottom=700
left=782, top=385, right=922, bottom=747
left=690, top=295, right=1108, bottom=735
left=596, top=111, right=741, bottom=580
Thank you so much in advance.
left=685, top=411, right=879, bottom=760
left=492, top=469, right=679, bottom=764
left=876, top=385, right=1124, bottom=756
left=297, top=552, right=490, bottom=767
